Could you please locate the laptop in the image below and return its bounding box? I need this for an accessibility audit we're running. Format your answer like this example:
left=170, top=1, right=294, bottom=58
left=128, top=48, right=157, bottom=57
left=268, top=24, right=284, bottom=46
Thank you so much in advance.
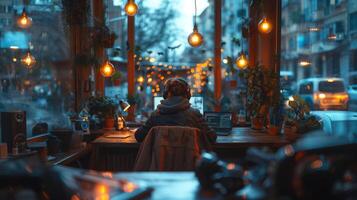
left=204, top=112, right=232, bottom=136
left=153, top=96, right=204, bottom=114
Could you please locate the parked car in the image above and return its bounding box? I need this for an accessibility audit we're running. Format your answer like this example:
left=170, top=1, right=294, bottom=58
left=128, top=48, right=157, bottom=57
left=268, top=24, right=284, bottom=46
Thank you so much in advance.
left=311, top=110, right=357, bottom=140
left=347, top=84, right=357, bottom=111
left=297, top=78, right=349, bottom=110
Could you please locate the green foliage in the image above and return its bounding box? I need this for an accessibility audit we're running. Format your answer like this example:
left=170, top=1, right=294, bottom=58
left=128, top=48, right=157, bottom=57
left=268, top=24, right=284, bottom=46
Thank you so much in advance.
left=241, top=64, right=275, bottom=117
left=111, top=71, right=122, bottom=81
left=84, top=96, right=117, bottom=119
left=285, top=95, right=321, bottom=133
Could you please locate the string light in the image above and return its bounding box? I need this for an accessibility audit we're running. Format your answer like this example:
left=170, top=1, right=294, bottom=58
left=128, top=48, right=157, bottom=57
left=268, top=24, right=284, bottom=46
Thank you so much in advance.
left=124, top=0, right=138, bottom=16
left=100, top=60, right=115, bottom=77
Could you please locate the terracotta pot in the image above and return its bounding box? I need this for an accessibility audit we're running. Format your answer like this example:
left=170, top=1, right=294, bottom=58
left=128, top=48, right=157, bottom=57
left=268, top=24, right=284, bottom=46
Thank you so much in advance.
left=251, top=116, right=264, bottom=130
left=103, top=118, right=115, bottom=130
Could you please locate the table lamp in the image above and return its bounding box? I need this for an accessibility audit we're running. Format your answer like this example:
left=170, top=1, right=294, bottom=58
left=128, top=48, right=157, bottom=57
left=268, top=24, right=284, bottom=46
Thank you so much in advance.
left=117, top=100, right=130, bottom=130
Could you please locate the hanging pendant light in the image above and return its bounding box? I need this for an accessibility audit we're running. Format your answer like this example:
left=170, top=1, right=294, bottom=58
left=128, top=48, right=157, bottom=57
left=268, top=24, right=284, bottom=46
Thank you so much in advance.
left=17, top=8, right=32, bottom=29
left=188, top=25, right=204, bottom=47
left=124, top=0, right=138, bottom=16
left=236, top=52, right=248, bottom=69
left=100, top=60, right=115, bottom=77
left=235, top=0, right=248, bottom=70
left=21, top=51, right=36, bottom=69
left=258, top=17, right=272, bottom=34
left=188, top=0, right=203, bottom=47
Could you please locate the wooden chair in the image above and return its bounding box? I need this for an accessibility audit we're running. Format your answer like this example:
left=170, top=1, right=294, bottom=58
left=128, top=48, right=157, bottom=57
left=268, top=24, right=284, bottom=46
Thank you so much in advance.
left=134, top=126, right=203, bottom=171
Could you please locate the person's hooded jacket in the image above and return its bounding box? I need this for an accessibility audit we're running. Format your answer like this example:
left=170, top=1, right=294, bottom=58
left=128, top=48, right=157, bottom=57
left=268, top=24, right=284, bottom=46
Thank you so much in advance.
left=135, top=96, right=217, bottom=143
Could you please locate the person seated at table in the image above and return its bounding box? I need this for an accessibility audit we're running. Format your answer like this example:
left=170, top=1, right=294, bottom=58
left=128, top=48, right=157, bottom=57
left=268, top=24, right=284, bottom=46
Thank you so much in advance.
left=135, top=77, right=217, bottom=143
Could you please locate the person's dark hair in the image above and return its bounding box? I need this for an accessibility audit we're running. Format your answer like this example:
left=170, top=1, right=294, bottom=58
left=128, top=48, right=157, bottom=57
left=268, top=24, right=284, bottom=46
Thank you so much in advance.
left=163, top=78, right=191, bottom=100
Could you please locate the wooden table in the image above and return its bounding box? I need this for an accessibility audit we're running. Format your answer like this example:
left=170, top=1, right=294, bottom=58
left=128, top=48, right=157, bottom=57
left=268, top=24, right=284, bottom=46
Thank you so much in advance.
left=54, top=166, right=221, bottom=200
left=114, top=172, right=221, bottom=200
left=90, top=127, right=293, bottom=171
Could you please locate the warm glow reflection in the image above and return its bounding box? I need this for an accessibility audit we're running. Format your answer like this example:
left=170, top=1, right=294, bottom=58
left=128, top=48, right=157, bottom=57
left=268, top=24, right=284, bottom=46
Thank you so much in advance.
left=188, top=27, right=204, bottom=47
left=17, top=10, right=32, bottom=29
left=328, top=33, right=337, bottom=40
left=318, top=93, right=326, bottom=99
left=311, top=159, right=323, bottom=169
left=122, top=181, right=138, bottom=193
left=101, top=172, right=113, bottom=178
left=124, top=0, right=138, bottom=16
left=94, top=184, right=110, bottom=200
left=227, top=163, right=236, bottom=170
left=100, top=61, right=115, bottom=77
left=258, top=17, right=272, bottom=34
left=21, top=52, right=36, bottom=68
left=284, top=145, right=295, bottom=156
left=299, top=61, right=311, bottom=67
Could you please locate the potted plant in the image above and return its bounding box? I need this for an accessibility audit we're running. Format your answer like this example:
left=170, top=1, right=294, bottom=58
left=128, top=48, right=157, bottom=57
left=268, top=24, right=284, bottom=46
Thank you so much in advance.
left=242, top=64, right=268, bottom=130
left=283, top=95, right=321, bottom=139
left=85, top=96, right=117, bottom=130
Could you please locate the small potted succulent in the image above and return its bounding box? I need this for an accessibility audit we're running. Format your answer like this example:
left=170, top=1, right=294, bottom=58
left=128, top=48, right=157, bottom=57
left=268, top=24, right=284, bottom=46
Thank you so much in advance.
left=85, top=96, right=117, bottom=129
left=283, top=95, right=321, bottom=139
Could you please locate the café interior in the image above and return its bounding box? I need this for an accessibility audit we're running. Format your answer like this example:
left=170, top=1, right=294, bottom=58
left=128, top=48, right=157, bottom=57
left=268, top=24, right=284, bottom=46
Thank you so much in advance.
left=0, top=0, right=356, bottom=199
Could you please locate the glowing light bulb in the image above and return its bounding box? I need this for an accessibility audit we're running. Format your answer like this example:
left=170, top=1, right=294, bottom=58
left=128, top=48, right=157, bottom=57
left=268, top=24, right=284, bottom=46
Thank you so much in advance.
left=17, top=9, right=32, bottom=29
left=258, top=17, right=272, bottom=34
left=188, top=26, right=203, bottom=47
left=100, top=60, right=115, bottom=77
left=236, top=53, right=248, bottom=69
left=21, top=52, right=36, bottom=69
left=124, top=0, right=138, bottom=16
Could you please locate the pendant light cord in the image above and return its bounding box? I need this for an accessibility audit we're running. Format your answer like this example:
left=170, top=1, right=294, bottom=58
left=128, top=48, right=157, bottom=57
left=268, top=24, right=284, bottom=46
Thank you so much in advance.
left=241, top=0, right=244, bottom=52
left=194, top=0, right=197, bottom=26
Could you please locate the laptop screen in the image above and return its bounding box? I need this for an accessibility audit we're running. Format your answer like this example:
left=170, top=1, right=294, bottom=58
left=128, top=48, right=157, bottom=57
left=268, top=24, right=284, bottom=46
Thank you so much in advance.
left=153, top=96, right=204, bottom=114
left=204, top=112, right=232, bottom=130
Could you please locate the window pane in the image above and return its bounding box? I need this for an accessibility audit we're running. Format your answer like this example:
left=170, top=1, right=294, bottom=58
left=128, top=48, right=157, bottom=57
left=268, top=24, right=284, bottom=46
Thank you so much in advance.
left=318, top=81, right=345, bottom=93
left=0, top=1, right=72, bottom=137
left=281, top=0, right=354, bottom=112
left=105, top=0, right=248, bottom=119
